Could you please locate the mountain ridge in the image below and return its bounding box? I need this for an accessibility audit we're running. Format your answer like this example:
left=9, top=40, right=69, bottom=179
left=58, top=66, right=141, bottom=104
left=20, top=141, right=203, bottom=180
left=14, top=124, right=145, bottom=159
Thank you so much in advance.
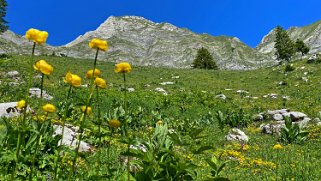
left=1, top=16, right=321, bottom=69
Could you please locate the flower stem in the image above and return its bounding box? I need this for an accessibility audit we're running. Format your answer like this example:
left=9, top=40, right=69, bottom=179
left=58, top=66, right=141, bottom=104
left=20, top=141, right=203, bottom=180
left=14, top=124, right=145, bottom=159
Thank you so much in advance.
left=73, top=89, right=94, bottom=174
left=54, top=85, right=72, bottom=179
left=40, top=73, right=44, bottom=99
left=96, top=86, right=102, bottom=176
left=14, top=42, right=36, bottom=178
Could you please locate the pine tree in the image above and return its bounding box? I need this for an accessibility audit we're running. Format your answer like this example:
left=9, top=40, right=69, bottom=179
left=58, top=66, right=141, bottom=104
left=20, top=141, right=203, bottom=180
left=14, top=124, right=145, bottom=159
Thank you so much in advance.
left=274, top=25, right=295, bottom=63
left=192, top=47, right=218, bottom=70
left=0, top=0, right=8, bottom=33
left=295, top=39, right=309, bottom=56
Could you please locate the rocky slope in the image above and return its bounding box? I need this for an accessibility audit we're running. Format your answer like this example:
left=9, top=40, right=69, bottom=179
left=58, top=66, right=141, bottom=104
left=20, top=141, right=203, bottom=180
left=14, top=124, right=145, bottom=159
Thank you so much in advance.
left=1, top=16, right=272, bottom=69
left=60, top=16, right=271, bottom=69
left=257, top=20, right=321, bottom=55
left=4, top=16, right=321, bottom=69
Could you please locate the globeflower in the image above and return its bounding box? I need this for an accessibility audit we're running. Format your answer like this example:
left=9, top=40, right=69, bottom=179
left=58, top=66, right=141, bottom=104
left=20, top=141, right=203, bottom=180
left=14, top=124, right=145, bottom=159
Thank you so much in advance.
left=273, top=144, right=282, bottom=149
left=86, top=69, right=101, bottom=79
left=89, top=38, right=108, bottom=51
left=115, top=62, right=132, bottom=73
left=81, top=106, right=92, bottom=115
left=33, top=60, right=53, bottom=75
left=94, top=77, right=107, bottom=89
left=108, top=119, right=121, bottom=128
left=65, top=71, right=82, bottom=87
left=25, top=28, right=48, bottom=44
left=17, top=100, right=26, bottom=109
left=43, top=103, right=56, bottom=113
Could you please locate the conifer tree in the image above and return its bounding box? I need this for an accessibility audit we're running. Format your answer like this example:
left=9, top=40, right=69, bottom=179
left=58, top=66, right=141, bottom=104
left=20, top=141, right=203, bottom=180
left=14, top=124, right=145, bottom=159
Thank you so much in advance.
left=274, top=25, right=295, bottom=63
left=295, top=39, right=309, bottom=56
left=192, top=47, right=218, bottom=70
left=0, top=0, right=8, bottom=33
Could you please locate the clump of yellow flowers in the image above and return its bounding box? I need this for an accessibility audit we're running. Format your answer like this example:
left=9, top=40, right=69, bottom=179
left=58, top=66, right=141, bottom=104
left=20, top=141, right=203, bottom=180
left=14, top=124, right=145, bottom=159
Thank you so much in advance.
left=25, top=28, right=48, bottom=44
left=86, top=69, right=101, bottom=79
left=108, top=119, right=121, bottom=128
left=273, top=143, right=282, bottom=150
left=89, top=38, right=108, bottom=51
left=65, top=71, right=82, bottom=87
left=17, top=100, right=26, bottom=109
left=33, top=60, right=53, bottom=75
left=94, top=77, right=107, bottom=89
left=81, top=106, right=92, bottom=115
left=42, top=104, right=56, bottom=113
left=115, top=62, right=132, bottom=73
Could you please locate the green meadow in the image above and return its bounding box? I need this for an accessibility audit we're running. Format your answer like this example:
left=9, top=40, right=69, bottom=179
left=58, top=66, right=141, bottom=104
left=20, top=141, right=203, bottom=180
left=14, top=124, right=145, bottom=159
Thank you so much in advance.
left=1, top=54, right=321, bottom=180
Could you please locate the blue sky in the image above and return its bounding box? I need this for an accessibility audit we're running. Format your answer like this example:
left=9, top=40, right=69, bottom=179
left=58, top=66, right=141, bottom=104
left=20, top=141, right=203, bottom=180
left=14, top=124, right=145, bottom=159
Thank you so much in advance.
left=6, top=0, right=321, bottom=47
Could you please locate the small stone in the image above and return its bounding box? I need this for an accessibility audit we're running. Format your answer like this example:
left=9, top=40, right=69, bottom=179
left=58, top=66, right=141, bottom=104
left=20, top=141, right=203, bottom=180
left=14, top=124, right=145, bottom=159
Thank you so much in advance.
left=29, top=88, right=53, bottom=100
left=236, top=90, right=248, bottom=94
left=289, top=112, right=307, bottom=121
left=273, top=113, right=284, bottom=121
left=215, top=94, right=226, bottom=100
left=155, top=87, right=168, bottom=95
left=160, top=81, right=174, bottom=85
left=225, top=128, right=249, bottom=143
left=128, top=88, right=135, bottom=92
left=7, top=70, right=19, bottom=77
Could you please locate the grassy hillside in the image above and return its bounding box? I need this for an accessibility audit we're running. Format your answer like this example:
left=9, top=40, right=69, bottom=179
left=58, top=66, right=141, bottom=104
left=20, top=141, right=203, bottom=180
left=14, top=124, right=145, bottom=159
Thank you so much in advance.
left=1, top=55, right=321, bottom=180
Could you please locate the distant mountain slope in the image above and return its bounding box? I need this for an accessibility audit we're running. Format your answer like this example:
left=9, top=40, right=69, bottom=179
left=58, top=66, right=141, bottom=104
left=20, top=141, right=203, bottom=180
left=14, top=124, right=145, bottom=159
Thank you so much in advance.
left=4, top=16, right=321, bottom=69
left=257, top=20, right=321, bottom=55
left=59, top=16, right=270, bottom=69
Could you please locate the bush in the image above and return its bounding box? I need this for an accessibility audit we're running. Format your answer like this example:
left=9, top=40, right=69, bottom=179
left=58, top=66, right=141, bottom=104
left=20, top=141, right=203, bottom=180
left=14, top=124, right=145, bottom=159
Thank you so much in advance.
left=284, top=64, right=295, bottom=72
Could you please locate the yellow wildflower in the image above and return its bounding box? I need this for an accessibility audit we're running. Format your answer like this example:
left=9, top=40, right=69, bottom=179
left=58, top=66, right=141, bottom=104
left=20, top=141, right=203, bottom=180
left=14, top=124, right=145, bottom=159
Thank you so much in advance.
left=94, top=77, right=107, bottom=88
left=157, top=120, right=163, bottom=125
left=17, top=100, right=26, bottom=109
left=89, top=38, right=108, bottom=51
left=86, top=69, right=101, bottom=79
left=273, top=144, right=282, bottom=149
left=108, top=119, right=121, bottom=128
left=33, top=60, right=53, bottom=75
left=25, top=28, right=48, bottom=44
left=115, top=62, right=132, bottom=73
left=81, top=106, right=92, bottom=115
left=42, top=104, right=56, bottom=113
left=64, top=71, right=81, bottom=87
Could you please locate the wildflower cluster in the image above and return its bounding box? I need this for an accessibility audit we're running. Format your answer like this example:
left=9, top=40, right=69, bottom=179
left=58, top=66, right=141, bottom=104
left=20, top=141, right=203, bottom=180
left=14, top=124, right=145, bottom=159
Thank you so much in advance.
left=25, top=28, right=48, bottom=44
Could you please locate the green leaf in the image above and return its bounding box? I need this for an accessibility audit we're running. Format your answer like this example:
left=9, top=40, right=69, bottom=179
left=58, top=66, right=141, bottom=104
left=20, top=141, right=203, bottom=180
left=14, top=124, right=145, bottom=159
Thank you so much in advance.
left=193, top=146, right=213, bottom=154
left=217, top=162, right=226, bottom=175
left=205, top=159, right=218, bottom=171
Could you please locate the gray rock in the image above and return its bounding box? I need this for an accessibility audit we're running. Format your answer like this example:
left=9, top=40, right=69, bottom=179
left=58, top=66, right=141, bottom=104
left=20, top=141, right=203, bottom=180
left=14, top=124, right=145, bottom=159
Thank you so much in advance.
left=236, top=90, right=248, bottom=94
left=260, top=121, right=284, bottom=135
left=127, top=87, right=135, bottom=92
left=0, top=102, right=21, bottom=118
left=273, top=113, right=284, bottom=121
left=215, top=94, right=226, bottom=100
left=290, top=112, right=307, bottom=121
left=155, top=87, right=168, bottom=95
left=7, top=70, right=19, bottom=77
left=296, top=117, right=311, bottom=128
left=29, top=87, right=53, bottom=100
left=53, top=124, right=92, bottom=152
left=225, top=128, right=249, bottom=143
left=160, top=82, right=174, bottom=85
